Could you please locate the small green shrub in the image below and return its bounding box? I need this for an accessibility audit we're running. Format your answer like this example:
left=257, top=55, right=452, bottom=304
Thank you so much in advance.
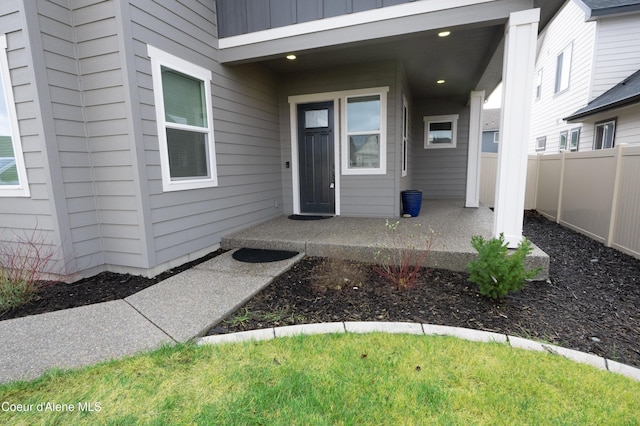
left=0, top=273, right=37, bottom=312
left=467, top=233, right=541, bottom=299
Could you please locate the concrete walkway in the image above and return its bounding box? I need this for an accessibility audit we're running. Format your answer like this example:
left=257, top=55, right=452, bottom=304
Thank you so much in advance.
left=0, top=250, right=303, bottom=384
left=1, top=248, right=639, bottom=385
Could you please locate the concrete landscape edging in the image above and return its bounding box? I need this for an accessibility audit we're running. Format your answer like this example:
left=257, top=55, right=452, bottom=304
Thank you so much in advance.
left=197, top=321, right=640, bottom=382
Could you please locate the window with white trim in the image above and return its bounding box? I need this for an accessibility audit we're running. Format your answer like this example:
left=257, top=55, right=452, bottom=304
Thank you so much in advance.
left=493, top=132, right=499, bottom=144
left=593, top=119, right=616, bottom=150
left=424, top=114, right=458, bottom=149
left=0, top=35, right=29, bottom=197
left=536, top=136, right=546, bottom=151
left=559, top=130, right=568, bottom=151
left=147, top=45, right=217, bottom=191
left=569, top=127, right=580, bottom=151
left=342, top=90, right=387, bottom=175
left=535, top=69, right=542, bottom=100
left=555, top=42, right=572, bottom=94
left=401, top=95, right=408, bottom=177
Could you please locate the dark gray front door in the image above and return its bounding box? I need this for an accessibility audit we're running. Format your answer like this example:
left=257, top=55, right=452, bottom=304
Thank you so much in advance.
left=298, top=102, right=335, bottom=214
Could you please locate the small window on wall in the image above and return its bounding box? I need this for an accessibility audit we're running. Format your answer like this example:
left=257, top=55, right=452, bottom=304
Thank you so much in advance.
left=535, top=69, right=543, bottom=100
left=147, top=45, right=218, bottom=192
left=424, top=114, right=459, bottom=149
left=493, top=132, right=499, bottom=144
left=342, top=89, right=387, bottom=175
left=536, top=136, right=546, bottom=151
left=0, top=34, right=29, bottom=197
left=559, top=131, right=568, bottom=151
left=555, top=42, right=572, bottom=94
left=593, top=119, right=616, bottom=150
left=569, top=127, right=580, bottom=151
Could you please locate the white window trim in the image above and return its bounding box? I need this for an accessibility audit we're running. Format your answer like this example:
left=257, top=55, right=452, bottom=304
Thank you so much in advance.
left=535, top=136, right=546, bottom=151
left=147, top=45, right=217, bottom=192
left=0, top=35, right=29, bottom=197
left=535, top=68, right=542, bottom=100
left=569, top=127, right=580, bottom=151
left=554, top=42, right=572, bottom=95
left=401, top=95, right=408, bottom=177
left=341, top=88, right=388, bottom=176
left=593, top=118, right=616, bottom=150
left=559, top=130, right=568, bottom=151
left=493, top=132, right=499, bottom=144
left=423, top=114, right=459, bottom=149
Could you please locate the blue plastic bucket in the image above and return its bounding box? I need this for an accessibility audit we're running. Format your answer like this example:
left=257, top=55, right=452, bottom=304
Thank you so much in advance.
left=401, top=190, right=423, bottom=217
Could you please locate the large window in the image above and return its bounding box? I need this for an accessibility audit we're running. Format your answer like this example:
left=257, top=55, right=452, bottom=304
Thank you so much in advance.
left=555, top=42, right=572, bottom=94
left=593, top=119, right=616, bottom=150
left=0, top=35, right=29, bottom=197
left=424, top=114, right=459, bottom=149
left=342, top=89, right=387, bottom=175
left=147, top=45, right=217, bottom=191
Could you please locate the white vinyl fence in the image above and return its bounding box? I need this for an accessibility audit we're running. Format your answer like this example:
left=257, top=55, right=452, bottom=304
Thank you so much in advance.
left=480, top=145, right=640, bottom=259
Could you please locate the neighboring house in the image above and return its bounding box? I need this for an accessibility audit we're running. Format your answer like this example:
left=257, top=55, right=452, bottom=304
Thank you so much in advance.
left=0, top=0, right=564, bottom=280
left=529, top=0, right=640, bottom=153
left=481, top=108, right=501, bottom=153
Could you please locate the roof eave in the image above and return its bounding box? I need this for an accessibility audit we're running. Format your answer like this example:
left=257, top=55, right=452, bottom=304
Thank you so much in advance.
left=564, top=95, right=640, bottom=121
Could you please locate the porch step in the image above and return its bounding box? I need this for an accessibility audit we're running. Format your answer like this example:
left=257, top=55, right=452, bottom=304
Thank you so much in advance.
left=221, top=208, right=549, bottom=279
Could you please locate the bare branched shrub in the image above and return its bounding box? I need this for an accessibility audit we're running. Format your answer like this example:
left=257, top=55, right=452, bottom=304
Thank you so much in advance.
left=0, top=227, right=59, bottom=312
left=374, top=220, right=435, bottom=290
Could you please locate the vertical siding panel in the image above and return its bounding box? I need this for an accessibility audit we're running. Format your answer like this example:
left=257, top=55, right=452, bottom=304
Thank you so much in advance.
left=535, top=154, right=562, bottom=219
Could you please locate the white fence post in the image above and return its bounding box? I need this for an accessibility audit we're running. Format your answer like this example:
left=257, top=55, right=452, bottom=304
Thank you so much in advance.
left=606, top=144, right=626, bottom=247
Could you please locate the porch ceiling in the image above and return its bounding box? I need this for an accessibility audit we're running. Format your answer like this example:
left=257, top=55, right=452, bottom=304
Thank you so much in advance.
left=260, top=23, right=505, bottom=102
left=218, top=0, right=566, bottom=103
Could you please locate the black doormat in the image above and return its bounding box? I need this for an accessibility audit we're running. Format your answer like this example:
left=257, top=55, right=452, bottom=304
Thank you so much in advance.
left=232, top=248, right=299, bottom=263
left=287, top=214, right=333, bottom=221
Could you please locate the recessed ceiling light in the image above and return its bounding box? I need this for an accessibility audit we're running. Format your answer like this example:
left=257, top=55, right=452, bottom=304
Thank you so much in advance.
left=438, top=31, right=451, bottom=37
left=436, top=79, right=446, bottom=84
left=286, top=54, right=297, bottom=60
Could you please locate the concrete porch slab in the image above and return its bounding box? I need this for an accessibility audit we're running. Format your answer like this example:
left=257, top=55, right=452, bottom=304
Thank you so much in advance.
left=222, top=201, right=549, bottom=278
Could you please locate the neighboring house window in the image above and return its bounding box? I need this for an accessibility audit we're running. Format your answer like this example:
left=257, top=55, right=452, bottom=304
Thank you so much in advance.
left=535, top=69, right=542, bottom=100
left=569, top=127, right=580, bottom=151
left=493, top=132, right=499, bottom=144
left=536, top=136, right=546, bottom=151
left=343, top=89, right=387, bottom=175
left=593, top=119, right=616, bottom=150
left=559, top=130, right=568, bottom=151
left=401, top=96, right=408, bottom=177
left=147, top=45, right=218, bottom=191
left=424, top=114, right=459, bottom=149
left=554, top=42, right=572, bottom=94
left=0, top=35, right=29, bottom=197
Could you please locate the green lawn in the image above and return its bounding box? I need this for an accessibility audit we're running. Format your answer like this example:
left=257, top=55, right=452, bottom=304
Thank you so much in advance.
left=1, top=333, right=638, bottom=425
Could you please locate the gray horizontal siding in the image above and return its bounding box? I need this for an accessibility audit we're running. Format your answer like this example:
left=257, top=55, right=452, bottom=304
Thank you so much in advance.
left=217, top=0, right=416, bottom=37
left=130, top=0, right=282, bottom=266
left=412, top=99, right=469, bottom=200
left=0, top=5, right=64, bottom=271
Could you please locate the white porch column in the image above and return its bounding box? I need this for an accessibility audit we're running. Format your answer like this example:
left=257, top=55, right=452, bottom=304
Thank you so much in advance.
left=465, top=90, right=485, bottom=208
left=493, top=9, right=539, bottom=247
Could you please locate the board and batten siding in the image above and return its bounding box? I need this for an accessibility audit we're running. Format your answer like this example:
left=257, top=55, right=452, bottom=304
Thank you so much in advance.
left=590, top=13, right=640, bottom=100
left=411, top=99, right=469, bottom=200
left=280, top=60, right=399, bottom=218
left=216, top=0, right=416, bottom=38
left=529, top=0, right=596, bottom=153
left=0, top=2, right=69, bottom=273
left=129, top=0, right=282, bottom=266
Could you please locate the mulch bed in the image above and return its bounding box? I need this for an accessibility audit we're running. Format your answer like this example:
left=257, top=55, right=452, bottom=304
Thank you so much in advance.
left=1, top=211, right=639, bottom=368
left=207, top=211, right=640, bottom=368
